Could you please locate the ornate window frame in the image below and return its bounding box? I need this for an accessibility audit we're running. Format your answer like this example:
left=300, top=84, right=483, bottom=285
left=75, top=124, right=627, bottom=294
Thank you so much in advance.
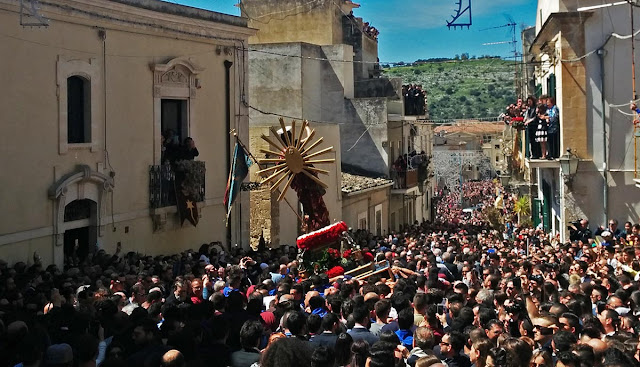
left=151, top=57, right=203, bottom=164
left=57, top=56, right=101, bottom=154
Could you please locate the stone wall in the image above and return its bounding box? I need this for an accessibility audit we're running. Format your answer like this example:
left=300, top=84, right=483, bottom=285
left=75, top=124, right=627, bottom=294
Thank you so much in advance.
left=342, top=186, right=390, bottom=235
left=354, top=78, right=402, bottom=98
left=242, top=0, right=345, bottom=46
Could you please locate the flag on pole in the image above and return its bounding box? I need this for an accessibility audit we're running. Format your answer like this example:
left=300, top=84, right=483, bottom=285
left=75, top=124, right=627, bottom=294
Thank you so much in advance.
left=224, top=142, right=252, bottom=220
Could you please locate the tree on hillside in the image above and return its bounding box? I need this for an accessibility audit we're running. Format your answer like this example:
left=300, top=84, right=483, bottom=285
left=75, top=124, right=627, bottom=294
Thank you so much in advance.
left=454, top=54, right=460, bottom=61
left=461, top=53, right=469, bottom=60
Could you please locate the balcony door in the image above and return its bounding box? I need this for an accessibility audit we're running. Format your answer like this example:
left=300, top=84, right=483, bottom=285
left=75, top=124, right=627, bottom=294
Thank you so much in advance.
left=161, top=99, right=188, bottom=163
left=161, top=99, right=188, bottom=143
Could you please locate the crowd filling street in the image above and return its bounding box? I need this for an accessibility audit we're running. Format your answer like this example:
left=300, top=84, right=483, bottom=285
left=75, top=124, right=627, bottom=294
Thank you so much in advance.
left=3, top=180, right=640, bottom=367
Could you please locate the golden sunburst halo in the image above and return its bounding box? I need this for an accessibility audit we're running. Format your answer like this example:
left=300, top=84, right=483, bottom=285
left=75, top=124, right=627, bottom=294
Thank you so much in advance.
left=256, top=118, right=335, bottom=201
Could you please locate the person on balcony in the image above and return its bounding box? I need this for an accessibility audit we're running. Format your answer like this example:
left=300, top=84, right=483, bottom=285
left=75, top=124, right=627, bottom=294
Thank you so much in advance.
left=524, top=96, right=540, bottom=159
left=393, top=155, right=407, bottom=188
left=535, top=103, right=548, bottom=159
left=162, top=129, right=180, bottom=163
left=543, top=97, right=560, bottom=159
left=180, top=137, right=199, bottom=161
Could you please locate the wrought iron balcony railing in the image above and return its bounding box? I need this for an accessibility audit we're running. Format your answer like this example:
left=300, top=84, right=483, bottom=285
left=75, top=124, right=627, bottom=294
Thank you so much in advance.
left=149, top=162, right=205, bottom=209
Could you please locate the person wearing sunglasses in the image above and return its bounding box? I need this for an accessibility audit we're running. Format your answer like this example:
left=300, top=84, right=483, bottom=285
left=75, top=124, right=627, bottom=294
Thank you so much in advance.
left=438, top=331, right=471, bottom=367
left=531, top=317, right=556, bottom=354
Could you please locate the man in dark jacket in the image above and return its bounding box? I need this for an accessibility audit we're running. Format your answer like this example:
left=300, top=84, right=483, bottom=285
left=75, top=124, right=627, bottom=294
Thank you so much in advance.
left=348, top=306, right=379, bottom=346
left=437, top=331, right=470, bottom=367
left=310, top=313, right=340, bottom=351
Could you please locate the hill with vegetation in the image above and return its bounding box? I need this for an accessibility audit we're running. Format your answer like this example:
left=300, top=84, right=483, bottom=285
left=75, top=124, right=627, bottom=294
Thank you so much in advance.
left=383, top=58, right=518, bottom=120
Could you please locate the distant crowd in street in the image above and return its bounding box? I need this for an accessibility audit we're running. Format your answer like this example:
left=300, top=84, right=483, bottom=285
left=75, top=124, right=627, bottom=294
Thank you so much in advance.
left=502, top=95, right=560, bottom=160
left=435, top=181, right=511, bottom=226
left=403, top=85, right=427, bottom=116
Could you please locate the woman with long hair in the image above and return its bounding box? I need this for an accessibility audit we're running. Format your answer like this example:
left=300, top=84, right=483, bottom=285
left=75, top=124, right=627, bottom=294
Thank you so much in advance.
left=524, top=95, right=540, bottom=159
left=350, top=339, right=370, bottom=367
left=535, top=104, right=548, bottom=159
left=260, top=337, right=312, bottom=367
left=334, top=333, right=354, bottom=367
left=529, top=350, right=552, bottom=367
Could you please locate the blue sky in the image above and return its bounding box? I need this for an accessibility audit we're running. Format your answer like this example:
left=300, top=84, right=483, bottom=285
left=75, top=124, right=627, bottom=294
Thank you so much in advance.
left=169, top=0, right=538, bottom=63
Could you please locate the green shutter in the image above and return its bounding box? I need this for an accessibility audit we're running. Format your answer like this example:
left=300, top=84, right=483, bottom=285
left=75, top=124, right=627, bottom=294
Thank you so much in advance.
left=532, top=199, right=541, bottom=228
left=535, top=84, right=542, bottom=98
left=541, top=180, right=552, bottom=231
left=547, top=74, right=556, bottom=98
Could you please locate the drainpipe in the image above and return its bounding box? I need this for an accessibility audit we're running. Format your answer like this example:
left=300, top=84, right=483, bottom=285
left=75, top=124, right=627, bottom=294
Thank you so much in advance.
left=598, top=48, right=608, bottom=223
left=224, top=60, right=233, bottom=248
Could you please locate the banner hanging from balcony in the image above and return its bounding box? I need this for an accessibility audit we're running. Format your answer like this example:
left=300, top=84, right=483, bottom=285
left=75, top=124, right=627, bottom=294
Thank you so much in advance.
left=177, top=189, right=199, bottom=227
left=173, top=160, right=206, bottom=227
left=224, top=143, right=252, bottom=221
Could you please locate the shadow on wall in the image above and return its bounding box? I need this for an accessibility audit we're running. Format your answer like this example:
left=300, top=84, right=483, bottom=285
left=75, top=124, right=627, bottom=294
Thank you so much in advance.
left=354, top=78, right=402, bottom=99
left=610, top=170, right=640, bottom=224
left=340, top=98, right=388, bottom=176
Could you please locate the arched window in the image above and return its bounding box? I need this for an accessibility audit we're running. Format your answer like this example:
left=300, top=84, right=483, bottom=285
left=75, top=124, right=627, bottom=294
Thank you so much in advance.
left=67, top=75, right=91, bottom=144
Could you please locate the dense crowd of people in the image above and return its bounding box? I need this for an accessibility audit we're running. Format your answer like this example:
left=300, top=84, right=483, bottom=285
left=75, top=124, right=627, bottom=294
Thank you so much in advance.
left=502, top=95, right=559, bottom=160
left=3, top=180, right=640, bottom=367
left=362, top=22, right=379, bottom=40
left=403, top=85, right=427, bottom=116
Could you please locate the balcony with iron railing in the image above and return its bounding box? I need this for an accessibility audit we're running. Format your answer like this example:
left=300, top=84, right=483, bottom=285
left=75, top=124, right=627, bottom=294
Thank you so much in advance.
left=149, top=161, right=205, bottom=209
left=391, top=168, right=418, bottom=190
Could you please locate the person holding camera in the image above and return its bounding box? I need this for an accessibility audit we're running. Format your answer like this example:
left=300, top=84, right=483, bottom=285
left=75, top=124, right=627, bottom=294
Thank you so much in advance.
left=568, top=219, right=592, bottom=244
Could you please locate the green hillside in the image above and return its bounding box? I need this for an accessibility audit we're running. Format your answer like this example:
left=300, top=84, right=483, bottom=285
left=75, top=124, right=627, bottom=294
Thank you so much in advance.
left=383, top=59, right=518, bottom=120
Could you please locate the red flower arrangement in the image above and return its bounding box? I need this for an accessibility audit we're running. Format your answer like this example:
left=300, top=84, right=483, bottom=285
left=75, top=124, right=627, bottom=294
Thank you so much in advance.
left=297, top=221, right=348, bottom=250
left=326, top=265, right=345, bottom=278
left=363, top=252, right=374, bottom=262
left=327, top=248, right=340, bottom=259
left=342, top=249, right=353, bottom=259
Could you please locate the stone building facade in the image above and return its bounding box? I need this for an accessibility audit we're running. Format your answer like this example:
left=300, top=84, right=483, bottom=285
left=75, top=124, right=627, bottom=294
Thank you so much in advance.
left=242, top=0, right=433, bottom=243
left=0, top=0, right=254, bottom=266
left=523, top=0, right=640, bottom=239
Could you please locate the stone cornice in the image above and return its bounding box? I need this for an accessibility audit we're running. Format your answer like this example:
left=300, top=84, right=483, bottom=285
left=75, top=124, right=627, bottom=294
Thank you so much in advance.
left=0, top=0, right=256, bottom=43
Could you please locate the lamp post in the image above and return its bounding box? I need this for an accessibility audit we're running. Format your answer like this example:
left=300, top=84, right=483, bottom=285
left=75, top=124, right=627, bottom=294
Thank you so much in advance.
left=499, top=174, right=511, bottom=187
left=559, top=148, right=579, bottom=185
